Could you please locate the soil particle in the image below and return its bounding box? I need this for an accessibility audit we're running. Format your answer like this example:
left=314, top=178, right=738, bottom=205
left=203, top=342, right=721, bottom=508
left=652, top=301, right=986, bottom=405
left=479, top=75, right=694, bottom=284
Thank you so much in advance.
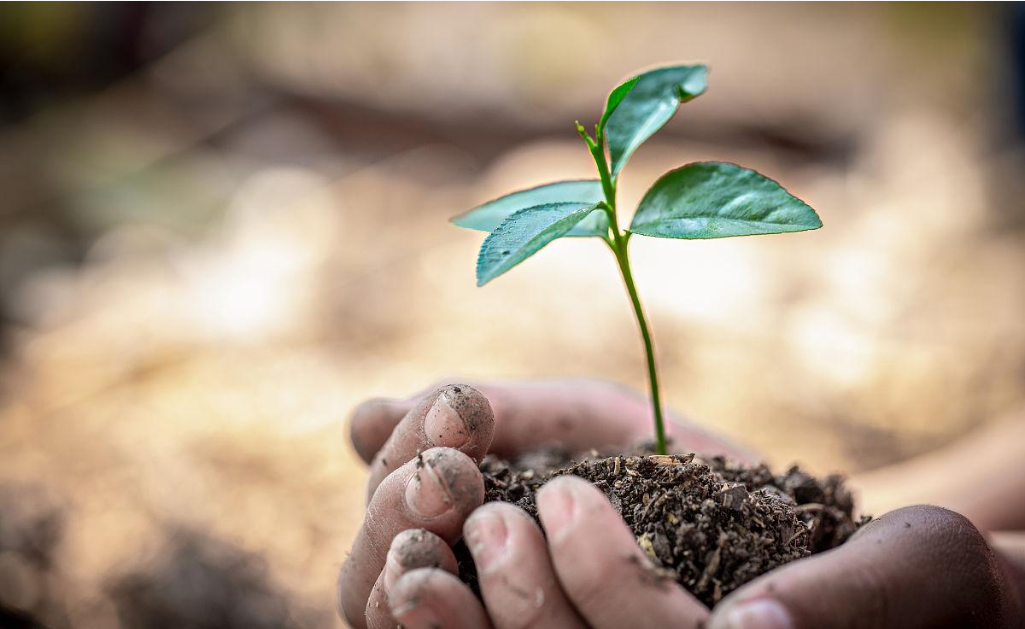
left=457, top=444, right=867, bottom=608
left=438, top=384, right=489, bottom=434
left=393, top=529, right=445, bottom=570
left=420, top=449, right=483, bottom=508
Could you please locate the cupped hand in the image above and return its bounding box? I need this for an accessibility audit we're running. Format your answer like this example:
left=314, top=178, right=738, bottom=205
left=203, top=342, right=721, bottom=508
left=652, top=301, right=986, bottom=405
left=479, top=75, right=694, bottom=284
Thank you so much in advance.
left=703, top=504, right=1024, bottom=629
left=339, top=379, right=754, bottom=628
left=456, top=491, right=1024, bottom=629
left=341, top=381, right=1025, bottom=629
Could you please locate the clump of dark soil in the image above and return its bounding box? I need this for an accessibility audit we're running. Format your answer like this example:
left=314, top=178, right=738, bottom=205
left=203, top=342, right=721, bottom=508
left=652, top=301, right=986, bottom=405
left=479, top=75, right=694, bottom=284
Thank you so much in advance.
left=457, top=445, right=867, bottom=608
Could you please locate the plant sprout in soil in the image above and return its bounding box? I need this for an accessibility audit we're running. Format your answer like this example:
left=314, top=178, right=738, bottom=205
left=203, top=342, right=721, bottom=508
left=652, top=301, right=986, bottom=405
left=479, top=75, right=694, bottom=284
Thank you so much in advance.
left=453, top=63, right=822, bottom=455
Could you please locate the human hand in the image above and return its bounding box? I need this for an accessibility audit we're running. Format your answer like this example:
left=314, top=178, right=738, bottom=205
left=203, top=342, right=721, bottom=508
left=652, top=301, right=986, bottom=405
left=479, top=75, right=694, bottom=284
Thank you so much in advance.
left=338, top=379, right=755, bottom=628
left=703, top=503, right=1024, bottom=629
left=458, top=482, right=1025, bottom=629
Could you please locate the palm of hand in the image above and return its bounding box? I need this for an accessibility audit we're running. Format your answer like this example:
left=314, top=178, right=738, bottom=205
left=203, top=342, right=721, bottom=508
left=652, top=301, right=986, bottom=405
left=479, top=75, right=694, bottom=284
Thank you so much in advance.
left=340, top=381, right=1019, bottom=629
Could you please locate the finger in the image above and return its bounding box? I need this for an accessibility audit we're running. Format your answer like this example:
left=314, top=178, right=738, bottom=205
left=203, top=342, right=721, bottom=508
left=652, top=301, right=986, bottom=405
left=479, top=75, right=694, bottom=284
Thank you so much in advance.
left=465, top=502, right=588, bottom=629
left=707, top=505, right=1014, bottom=629
left=366, top=529, right=458, bottom=629
left=350, top=397, right=411, bottom=464
left=351, top=379, right=756, bottom=464
left=350, top=381, right=473, bottom=463
left=364, top=384, right=495, bottom=502
left=338, top=447, right=484, bottom=629
left=537, top=476, right=710, bottom=629
left=389, top=568, right=493, bottom=629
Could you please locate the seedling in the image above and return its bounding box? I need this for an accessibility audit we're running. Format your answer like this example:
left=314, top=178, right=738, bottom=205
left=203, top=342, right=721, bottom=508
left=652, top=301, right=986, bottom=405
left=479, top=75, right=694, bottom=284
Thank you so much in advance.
left=452, top=64, right=821, bottom=455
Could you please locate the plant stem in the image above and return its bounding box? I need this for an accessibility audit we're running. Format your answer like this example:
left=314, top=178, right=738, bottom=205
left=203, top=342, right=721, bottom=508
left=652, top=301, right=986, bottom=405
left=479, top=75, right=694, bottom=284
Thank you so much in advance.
left=609, top=234, right=667, bottom=454
left=588, top=133, right=668, bottom=455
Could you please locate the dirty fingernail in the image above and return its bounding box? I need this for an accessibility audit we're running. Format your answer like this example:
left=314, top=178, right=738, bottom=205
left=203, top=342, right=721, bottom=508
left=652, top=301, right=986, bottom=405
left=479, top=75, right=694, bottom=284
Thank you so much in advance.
left=424, top=391, right=469, bottom=448
left=385, top=529, right=450, bottom=592
left=537, top=479, right=578, bottom=543
left=405, top=460, right=454, bottom=518
left=465, top=510, right=509, bottom=574
left=716, top=598, right=793, bottom=629
left=391, top=598, right=441, bottom=628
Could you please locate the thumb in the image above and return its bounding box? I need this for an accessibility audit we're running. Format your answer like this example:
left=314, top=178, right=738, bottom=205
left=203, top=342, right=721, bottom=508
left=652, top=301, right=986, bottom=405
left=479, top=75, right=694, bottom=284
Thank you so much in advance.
left=707, top=505, right=1015, bottom=629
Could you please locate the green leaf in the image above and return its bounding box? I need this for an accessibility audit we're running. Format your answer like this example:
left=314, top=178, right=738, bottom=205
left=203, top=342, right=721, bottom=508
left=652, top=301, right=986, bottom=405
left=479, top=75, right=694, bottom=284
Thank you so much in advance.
left=598, top=76, right=639, bottom=132
left=477, top=202, right=602, bottom=286
left=629, top=162, right=821, bottom=239
left=453, top=180, right=607, bottom=237
left=605, top=65, right=708, bottom=177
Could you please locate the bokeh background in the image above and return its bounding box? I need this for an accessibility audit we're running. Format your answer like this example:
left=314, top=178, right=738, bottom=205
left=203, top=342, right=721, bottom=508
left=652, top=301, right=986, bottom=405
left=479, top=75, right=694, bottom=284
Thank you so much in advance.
left=1, top=2, right=1024, bottom=627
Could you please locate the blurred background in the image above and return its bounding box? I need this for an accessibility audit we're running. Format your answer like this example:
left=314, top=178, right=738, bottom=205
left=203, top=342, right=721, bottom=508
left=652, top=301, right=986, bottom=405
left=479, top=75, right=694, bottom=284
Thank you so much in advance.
left=1, top=2, right=1023, bottom=627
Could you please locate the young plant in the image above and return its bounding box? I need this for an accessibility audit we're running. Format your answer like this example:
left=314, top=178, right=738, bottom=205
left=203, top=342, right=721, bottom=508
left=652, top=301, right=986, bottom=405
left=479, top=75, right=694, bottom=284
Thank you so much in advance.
left=452, top=64, right=821, bottom=455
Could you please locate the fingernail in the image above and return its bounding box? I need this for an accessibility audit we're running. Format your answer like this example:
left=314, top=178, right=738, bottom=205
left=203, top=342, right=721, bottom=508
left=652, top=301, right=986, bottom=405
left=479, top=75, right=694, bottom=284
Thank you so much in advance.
left=391, top=599, right=441, bottom=628
left=537, top=480, right=578, bottom=544
left=424, top=391, right=469, bottom=448
left=464, top=510, right=509, bottom=575
left=714, top=598, right=794, bottom=629
left=405, top=459, right=454, bottom=518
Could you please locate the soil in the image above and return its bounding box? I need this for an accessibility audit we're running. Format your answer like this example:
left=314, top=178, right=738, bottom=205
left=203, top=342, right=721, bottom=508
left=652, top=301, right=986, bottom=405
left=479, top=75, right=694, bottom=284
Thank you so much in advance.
left=456, top=444, right=867, bottom=608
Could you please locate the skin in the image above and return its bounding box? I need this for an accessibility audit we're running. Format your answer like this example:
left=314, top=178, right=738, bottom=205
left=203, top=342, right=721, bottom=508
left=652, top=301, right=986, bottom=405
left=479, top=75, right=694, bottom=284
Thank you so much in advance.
left=705, top=505, right=1023, bottom=629
left=365, top=529, right=460, bottom=629
left=463, top=501, right=587, bottom=628
left=338, top=383, right=494, bottom=626
left=341, top=380, right=1025, bottom=629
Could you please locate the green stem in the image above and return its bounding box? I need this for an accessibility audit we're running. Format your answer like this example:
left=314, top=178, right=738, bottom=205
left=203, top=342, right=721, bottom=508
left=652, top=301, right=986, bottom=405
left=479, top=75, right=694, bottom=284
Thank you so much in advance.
left=609, top=235, right=667, bottom=454
left=588, top=131, right=667, bottom=455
